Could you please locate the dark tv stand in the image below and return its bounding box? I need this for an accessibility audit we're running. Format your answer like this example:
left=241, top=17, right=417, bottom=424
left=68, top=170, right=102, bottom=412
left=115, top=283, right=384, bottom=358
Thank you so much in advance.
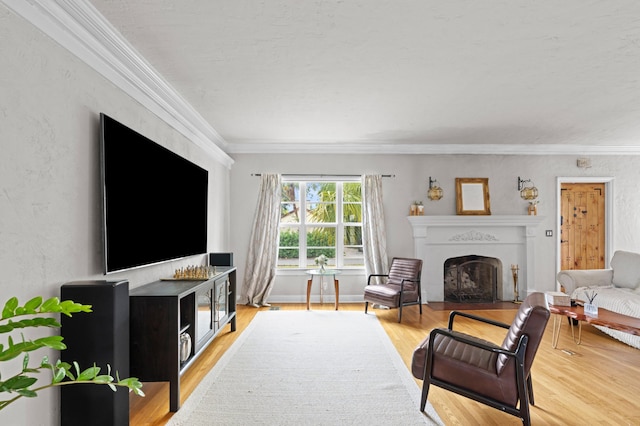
left=129, top=267, right=236, bottom=412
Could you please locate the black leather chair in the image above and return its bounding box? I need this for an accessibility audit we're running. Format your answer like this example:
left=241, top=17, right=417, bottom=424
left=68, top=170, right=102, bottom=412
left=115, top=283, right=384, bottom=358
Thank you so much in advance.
left=411, top=292, right=550, bottom=426
left=364, top=257, right=422, bottom=322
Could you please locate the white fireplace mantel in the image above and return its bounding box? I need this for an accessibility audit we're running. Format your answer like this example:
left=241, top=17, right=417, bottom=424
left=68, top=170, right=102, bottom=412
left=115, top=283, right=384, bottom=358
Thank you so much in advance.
left=407, top=215, right=544, bottom=302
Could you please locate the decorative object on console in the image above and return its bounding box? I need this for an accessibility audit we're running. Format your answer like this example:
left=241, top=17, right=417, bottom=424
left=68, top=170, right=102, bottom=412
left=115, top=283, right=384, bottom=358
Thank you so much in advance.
left=179, top=332, right=192, bottom=363
left=517, top=176, right=538, bottom=201
left=528, top=200, right=539, bottom=215
left=169, top=265, right=216, bottom=280
left=456, top=178, right=491, bottom=215
left=427, top=177, right=443, bottom=201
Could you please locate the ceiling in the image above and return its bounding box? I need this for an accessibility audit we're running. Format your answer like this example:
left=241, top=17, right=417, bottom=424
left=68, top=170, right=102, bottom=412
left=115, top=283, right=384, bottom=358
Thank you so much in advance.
left=87, top=1, right=640, bottom=154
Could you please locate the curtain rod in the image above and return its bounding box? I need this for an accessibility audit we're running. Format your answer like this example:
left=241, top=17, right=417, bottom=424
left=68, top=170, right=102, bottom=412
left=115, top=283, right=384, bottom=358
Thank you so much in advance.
left=251, top=174, right=395, bottom=178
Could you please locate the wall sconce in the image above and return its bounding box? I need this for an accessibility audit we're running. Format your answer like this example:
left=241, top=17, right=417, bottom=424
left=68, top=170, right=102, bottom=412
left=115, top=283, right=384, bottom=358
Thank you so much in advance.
left=517, top=176, right=538, bottom=200
left=427, top=177, right=443, bottom=201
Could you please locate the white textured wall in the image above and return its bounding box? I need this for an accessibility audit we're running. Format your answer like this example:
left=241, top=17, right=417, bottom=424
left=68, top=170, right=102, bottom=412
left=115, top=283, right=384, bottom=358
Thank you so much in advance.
left=0, top=7, right=230, bottom=425
left=230, top=153, right=640, bottom=303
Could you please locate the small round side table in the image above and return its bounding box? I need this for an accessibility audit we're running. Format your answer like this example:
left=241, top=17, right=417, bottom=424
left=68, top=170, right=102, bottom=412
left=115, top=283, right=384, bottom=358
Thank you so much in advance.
left=305, top=269, right=341, bottom=310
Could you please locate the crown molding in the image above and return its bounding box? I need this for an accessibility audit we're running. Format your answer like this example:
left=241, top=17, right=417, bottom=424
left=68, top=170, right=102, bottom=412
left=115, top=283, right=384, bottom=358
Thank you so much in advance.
left=2, top=0, right=234, bottom=168
left=226, top=142, right=640, bottom=155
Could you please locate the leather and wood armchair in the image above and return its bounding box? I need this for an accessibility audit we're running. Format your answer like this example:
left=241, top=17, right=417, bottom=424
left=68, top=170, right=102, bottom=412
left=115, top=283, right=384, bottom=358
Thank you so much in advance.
left=411, top=292, right=550, bottom=426
left=364, top=257, right=422, bottom=323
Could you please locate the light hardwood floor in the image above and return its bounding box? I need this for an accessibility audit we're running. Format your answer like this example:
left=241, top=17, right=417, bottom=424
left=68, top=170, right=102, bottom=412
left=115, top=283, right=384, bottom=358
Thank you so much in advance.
left=130, top=303, right=640, bottom=425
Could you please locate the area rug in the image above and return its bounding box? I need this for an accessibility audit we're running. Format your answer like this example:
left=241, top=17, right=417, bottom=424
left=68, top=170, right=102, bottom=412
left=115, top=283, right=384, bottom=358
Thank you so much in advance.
left=167, top=311, right=443, bottom=425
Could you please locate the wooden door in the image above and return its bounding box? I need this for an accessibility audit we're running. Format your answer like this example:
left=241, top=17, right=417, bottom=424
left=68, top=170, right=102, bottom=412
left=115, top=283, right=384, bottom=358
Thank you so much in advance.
left=560, top=183, right=605, bottom=270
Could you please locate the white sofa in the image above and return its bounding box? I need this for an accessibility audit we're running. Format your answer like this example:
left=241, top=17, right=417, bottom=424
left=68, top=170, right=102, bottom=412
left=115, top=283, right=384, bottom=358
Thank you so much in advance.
left=556, top=250, right=640, bottom=349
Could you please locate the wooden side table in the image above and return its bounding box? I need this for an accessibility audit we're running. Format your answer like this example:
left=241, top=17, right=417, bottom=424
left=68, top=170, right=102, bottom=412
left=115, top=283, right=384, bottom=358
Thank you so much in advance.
left=548, top=303, right=640, bottom=348
left=548, top=304, right=586, bottom=348
left=305, top=269, right=341, bottom=310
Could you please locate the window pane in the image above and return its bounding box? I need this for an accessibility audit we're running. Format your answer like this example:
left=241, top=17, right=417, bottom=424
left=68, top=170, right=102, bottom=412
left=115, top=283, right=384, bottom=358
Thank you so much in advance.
left=307, top=203, right=336, bottom=223
left=307, top=226, right=335, bottom=247
left=278, top=248, right=299, bottom=268
left=306, top=249, right=336, bottom=268
left=278, top=226, right=299, bottom=269
left=281, top=202, right=300, bottom=222
left=306, top=182, right=336, bottom=202
left=344, top=225, right=362, bottom=246
left=279, top=226, right=299, bottom=247
left=281, top=183, right=299, bottom=202
left=343, top=246, right=364, bottom=268
left=343, top=182, right=362, bottom=202
left=343, top=204, right=361, bottom=222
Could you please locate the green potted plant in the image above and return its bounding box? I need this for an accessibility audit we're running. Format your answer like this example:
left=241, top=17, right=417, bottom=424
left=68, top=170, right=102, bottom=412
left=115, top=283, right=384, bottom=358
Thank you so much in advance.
left=0, top=296, right=144, bottom=410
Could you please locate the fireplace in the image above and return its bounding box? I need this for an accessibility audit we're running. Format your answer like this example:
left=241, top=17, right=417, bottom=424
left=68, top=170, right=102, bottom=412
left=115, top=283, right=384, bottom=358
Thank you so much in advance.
left=408, top=215, right=543, bottom=302
left=444, top=255, right=501, bottom=302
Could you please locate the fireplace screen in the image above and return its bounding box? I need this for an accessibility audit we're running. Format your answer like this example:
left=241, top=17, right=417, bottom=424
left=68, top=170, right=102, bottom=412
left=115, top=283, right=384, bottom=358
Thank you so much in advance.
left=444, top=255, right=501, bottom=302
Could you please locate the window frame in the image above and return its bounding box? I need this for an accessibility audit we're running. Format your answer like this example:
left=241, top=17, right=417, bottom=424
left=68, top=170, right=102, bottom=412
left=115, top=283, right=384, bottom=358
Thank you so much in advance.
left=278, top=177, right=363, bottom=270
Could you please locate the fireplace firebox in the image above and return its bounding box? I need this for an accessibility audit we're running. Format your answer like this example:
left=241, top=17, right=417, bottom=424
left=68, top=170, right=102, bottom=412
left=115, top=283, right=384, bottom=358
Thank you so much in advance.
left=444, top=255, right=501, bottom=303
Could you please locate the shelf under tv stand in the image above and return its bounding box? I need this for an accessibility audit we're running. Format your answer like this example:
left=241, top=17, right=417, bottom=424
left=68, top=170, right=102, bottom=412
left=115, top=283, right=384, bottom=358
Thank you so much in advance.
left=129, top=267, right=237, bottom=412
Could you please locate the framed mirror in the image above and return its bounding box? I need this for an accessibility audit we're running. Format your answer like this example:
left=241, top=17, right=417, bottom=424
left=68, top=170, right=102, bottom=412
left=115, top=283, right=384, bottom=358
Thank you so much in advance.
left=456, top=178, right=491, bottom=215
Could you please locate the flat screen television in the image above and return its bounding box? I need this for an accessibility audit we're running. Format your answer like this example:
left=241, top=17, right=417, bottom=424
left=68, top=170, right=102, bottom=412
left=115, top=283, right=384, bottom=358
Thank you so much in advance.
left=100, top=113, right=208, bottom=274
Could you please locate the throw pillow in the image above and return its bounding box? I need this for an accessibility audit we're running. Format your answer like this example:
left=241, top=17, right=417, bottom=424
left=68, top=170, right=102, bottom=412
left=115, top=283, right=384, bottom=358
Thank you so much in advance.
left=611, top=250, right=640, bottom=289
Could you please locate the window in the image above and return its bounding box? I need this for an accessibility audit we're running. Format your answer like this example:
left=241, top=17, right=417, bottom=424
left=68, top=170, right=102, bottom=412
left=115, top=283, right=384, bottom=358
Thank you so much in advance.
left=278, top=179, right=363, bottom=269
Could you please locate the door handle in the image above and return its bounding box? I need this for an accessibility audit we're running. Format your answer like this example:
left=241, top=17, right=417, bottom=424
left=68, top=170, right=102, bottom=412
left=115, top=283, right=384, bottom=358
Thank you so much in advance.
left=560, top=240, right=568, bottom=243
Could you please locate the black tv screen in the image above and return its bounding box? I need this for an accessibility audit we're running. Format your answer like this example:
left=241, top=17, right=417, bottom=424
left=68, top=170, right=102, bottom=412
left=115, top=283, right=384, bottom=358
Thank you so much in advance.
left=100, top=113, right=208, bottom=274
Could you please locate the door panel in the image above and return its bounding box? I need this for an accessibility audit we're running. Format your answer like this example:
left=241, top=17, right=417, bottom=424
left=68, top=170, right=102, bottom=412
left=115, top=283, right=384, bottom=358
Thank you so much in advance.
left=560, top=183, right=605, bottom=270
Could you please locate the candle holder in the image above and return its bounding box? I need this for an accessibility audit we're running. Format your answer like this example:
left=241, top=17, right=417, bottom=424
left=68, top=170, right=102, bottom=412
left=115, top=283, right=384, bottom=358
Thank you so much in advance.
left=511, top=264, right=521, bottom=303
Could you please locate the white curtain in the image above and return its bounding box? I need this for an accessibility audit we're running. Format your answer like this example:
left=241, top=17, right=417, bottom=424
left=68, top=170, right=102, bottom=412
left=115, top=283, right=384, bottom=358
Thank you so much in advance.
left=362, top=175, right=389, bottom=283
left=241, top=174, right=281, bottom=307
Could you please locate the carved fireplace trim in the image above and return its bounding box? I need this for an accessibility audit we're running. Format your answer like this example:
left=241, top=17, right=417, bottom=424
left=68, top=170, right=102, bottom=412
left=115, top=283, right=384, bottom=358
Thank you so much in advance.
left=407, top=215, right=544, bottom=302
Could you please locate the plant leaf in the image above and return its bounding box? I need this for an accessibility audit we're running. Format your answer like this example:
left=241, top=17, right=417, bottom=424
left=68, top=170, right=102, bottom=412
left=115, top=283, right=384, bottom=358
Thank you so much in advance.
left=23, top=297, right=43, bottom=313
left=22, top=353, right=29, bottom=371
left=93, top=375, right=113, bottom=384
left=52, top=368, right=66, bottom=384
left=58, top=300, right=92, bottom=317
left=77, top=366, right=100, bottom=381
left=2, top=297, right=18, bottom=319
left=39, top=297, right=60, bottom=312
left=40, top=355, right=51, bottom=368
left=0, top=317, right=61, bottom=334
left=16, top=389, right=37, bottom=398
left=0, top=336, right=66, bottom=362
left=0, top=375, right=37, bottom=392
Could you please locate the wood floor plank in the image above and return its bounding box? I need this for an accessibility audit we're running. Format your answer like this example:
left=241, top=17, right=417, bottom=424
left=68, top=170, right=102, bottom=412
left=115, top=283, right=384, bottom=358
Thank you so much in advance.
left=130, top=302, right=640, bottom=425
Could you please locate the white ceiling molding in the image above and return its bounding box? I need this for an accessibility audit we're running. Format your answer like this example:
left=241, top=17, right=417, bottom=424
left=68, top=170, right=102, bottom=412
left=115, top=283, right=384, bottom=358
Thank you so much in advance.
left=227, top=142, right=640, bottom=155
left=2, top=0, right=234, bottom=168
